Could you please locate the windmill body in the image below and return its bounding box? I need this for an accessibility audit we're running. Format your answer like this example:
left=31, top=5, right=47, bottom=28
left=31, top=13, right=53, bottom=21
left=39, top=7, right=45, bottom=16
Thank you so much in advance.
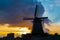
left=24, top=3, right=48, bottom=36
left=32, top=17, right=44, bottom=36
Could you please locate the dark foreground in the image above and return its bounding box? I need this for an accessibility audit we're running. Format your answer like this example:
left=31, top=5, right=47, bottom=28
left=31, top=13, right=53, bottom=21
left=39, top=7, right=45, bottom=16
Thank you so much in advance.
left=0, top=33, right=60, bottom=40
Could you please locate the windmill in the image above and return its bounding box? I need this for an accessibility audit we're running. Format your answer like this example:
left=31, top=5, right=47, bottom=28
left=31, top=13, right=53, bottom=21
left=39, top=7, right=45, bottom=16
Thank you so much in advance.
left=23, top=4, right=48, bottom=36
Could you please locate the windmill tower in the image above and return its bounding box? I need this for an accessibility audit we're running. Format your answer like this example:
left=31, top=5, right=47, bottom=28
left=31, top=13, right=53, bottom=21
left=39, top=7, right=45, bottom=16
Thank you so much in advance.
left=24, top=4, right=48, bottom=36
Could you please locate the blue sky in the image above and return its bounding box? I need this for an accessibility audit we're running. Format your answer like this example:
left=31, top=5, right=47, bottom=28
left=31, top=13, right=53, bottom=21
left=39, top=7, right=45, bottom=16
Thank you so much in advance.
left=39, top=0, right=60, bottom=23
left=0, top=0, right=60, bottom=26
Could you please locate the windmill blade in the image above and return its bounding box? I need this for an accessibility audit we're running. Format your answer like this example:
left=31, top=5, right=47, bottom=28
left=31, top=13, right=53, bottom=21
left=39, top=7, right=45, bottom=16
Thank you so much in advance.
left=39, top=17, right=48, bottom=19
left=44, top=19, right=52, bottom=23
left=34, top=4, right=38, bottom=18
left=23, top=18, right=33, bottom=20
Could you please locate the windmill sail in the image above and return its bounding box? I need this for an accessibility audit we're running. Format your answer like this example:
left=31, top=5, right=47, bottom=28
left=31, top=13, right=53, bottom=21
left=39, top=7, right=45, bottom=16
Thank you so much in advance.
left=34, top=5, right=38, bottom=18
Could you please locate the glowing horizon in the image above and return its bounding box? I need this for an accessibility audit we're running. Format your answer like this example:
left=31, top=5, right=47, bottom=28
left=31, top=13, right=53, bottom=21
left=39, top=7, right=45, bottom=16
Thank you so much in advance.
left=0, top=23, right=60, bottom=37
left=0, top=24, right=31, bottom=37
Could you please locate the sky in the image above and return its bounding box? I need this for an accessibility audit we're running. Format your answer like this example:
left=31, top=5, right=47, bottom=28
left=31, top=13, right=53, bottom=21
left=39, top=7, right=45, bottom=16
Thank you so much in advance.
left=0, top=0, right=60, bottom=26
left=0, top=0, right=34, bottom=26
left=0, top=0, right=46, bottom=26
left=40, top=0, right=60, bottom=23
left=0, top=0, right=60, bottom=36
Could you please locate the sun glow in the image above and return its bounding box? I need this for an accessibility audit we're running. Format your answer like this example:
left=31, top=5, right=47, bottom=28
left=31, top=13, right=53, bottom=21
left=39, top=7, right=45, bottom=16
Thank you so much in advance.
left=20, top=27, right=31, bottom=34
left=0, top=23, right=60, bottom=37
left=44, top=23, right=60, bottom=35
left=0, top=24, right=31, bottom=37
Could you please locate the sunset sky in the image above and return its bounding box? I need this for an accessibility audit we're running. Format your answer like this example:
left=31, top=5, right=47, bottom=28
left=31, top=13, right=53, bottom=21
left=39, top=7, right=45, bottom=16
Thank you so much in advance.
left=0, top=0, right=60, bottom=37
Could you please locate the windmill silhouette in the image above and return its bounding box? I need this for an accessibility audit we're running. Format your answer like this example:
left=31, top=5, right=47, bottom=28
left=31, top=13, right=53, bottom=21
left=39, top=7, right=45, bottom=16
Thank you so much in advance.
left=24, top=4, right=48, bottom=36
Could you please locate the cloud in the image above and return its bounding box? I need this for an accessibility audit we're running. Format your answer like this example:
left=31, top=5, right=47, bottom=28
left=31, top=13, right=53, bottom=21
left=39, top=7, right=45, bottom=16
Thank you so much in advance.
left=0, top=0, right=45, bottom=26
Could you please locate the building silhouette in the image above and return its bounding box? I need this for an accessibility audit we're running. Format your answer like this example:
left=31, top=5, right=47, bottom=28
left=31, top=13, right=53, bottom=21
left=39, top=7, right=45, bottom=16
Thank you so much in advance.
left=7, top=33, right=14, bottom=40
